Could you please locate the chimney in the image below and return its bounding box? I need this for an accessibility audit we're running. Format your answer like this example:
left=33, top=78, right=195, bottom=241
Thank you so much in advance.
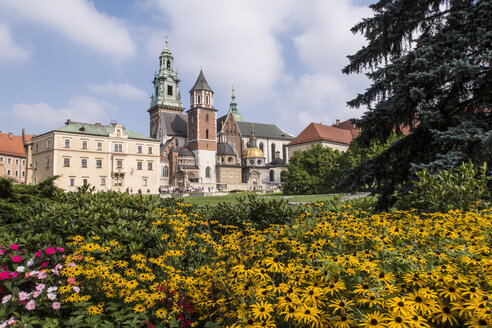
left=66, top=119, right=72, bottom=125
left=8, top=132, right=13, bottom=139
left=336, top=119, right=340, bottom=126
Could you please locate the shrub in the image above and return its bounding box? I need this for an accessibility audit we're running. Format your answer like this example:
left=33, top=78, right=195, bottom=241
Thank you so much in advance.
left=395, top=162, right=491, bottom=212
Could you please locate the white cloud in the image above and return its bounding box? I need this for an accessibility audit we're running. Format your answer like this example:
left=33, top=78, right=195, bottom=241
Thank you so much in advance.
left=0, top=23, right=29, bottom=62
left=0, top=0, right=135, bottom=60
left=4, top=96, right=116, bottom=132
left=88, top=82, right=148, bottom=101
left=290, top=0, right=371, bottom=73
left=149, top=0, right=295, bottom=102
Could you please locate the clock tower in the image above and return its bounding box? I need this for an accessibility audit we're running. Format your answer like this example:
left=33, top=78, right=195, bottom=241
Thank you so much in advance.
left=148, top=38, right=185, bottom=139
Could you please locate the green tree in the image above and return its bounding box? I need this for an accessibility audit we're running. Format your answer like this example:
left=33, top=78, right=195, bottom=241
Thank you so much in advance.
left=282, top=144, right=342, bottom=194
left=342, top=0, right=492, bottom=209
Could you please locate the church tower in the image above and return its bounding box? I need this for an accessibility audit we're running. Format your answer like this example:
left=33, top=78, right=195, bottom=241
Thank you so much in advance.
left=148, top=38, right=184, bottom=139
left=187, top=69, right=217, bottom=183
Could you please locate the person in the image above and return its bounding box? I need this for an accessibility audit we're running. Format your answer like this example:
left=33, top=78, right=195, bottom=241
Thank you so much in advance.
left=138, top=189, right=142, bottom=195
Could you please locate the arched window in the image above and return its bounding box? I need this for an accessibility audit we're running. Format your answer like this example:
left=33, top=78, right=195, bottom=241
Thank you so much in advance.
left=197, top=95, right=201, bottom=103
left=205, top=166, right=211, bottom=178
left=162, top=166, right=169, bottom=177
left=282, top=144, right=287, bottom=160
left=206, top=129, right=209, bottom=139
left=206, top=95, right=209, bottom=104
left=269, top=170, right=275, bottom=182
left=205, top=114, right=209, bottom=122
left=271, top=143, right=276, bottom=162
left=259, top=142, right=264, bottom=152
left=167, top=60, right=170, bottom=69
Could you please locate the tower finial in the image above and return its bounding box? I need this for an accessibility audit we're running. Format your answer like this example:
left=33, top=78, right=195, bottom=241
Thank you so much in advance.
left=165, top=35, right=168, bottom=48
left=232, top=81, right=235, bottom=98
left=251, top=123, right=255, bottom=137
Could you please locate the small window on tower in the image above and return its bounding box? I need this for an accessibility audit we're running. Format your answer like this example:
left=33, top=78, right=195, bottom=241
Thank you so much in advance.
left=167, top=60, right=170, bottom=69
left=206, top=95, right=209, bottom=104
left=167, top=85, right=173, bottom=96
left=197, top=95, right=201, bottom=103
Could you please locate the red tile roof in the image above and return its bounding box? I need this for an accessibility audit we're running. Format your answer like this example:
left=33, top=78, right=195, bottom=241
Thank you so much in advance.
left=0, top=132, right=28, bottom=157
left=288, top=122, right=360, bottom=146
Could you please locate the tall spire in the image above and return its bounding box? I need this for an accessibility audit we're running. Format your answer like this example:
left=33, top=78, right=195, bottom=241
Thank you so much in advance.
left=229, top=81, right=242, bottom=121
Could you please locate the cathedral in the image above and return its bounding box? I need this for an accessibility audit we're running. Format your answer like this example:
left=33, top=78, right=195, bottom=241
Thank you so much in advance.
left=148, top=40, right=294, bottom=190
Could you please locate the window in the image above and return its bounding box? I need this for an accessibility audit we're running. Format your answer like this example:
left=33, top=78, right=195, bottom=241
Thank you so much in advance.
left=147, top=162, right=153, bottom=170
left=269, top=170, right=275, bottom=182
left=82, top=141, right=88, bottom=149
left=148, top=146, right=152, bottom=154
left=205, top=129, right=209, bottom=139
left=167, top=85, right=173, bottom=96
left=15, top=171, right=18, bottom=177
left=15, top=159, right=19, bottom=165
left=97, top=142, right=102, bottom=151
left=206, top=95, right=209, bottom=104
left=271, top=143, right=276, bottom=162
left=35, top=143, right=38, bottom=152
left=205, top=114, right=209, bottom=122
left=81, top=159, right=88, bottom=168
left=162, top=166, right=169, bottom=177
left=167, top=60, right=170, bottom=69
left=7, top=170, right=10, bottom=176
left=205, top=166, right=211, bottom=178
left=249, top=159, right=254, bottom=165
left=137, top=145, right=142, bottom=153
left=83, top=179, right=88, bottom=186
left=100, top=177, right=106, bottom=186
left=137, top=161, right=142, bottom=170
left=228, top=157, right=233, bottom=163
left=63, top=158, right=70, bottom=167
left=113, top=179, right=122, bottom=186
left=69, top=178, right=75, bottom=187
left=47, top=139, right=50, bottom=148
left=34, top=178, right=37, bottom=184
left=257, top=159, right=262, bottom=165
left=191, top=116, right=194, bottom=124
left=34, top=161, right=38, bottom=169
left=96, top=159, right=102, bottom=168
left=197, top=95, right=201, bottom=103
left=116, top=160, right=123, bottom=169
left=45, top=158, right=50, bottom=168
left=142, top=178, right=148, bottom=186
left=0, top=157, right=2, bottom=162
left=282, top=144, right=287, bottom=160
left=64, top=139, right=70, bottom=148
left=22, top=160, right=25, bottom=165
left=114, top=143, right=123, bottom=152
left=22, top=171, right=25, bottom=177
left=7, top=158, right=11, bottom=164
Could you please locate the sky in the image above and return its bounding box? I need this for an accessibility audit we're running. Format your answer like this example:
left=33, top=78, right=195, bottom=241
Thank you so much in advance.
left=0, top=0, right=374, bottom=138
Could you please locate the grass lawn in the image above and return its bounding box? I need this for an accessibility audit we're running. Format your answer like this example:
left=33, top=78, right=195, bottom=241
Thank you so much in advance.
left=179, top=192, right=341, bottom=207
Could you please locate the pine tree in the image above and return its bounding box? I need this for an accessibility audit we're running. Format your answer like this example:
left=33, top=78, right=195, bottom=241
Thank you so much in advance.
left=341, top=0, right=492, bottom=209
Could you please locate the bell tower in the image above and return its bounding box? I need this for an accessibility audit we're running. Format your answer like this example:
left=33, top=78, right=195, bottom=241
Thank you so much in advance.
left=187, top=68, right=217, bottom=183
left=148, top=37, right=184, bottom=139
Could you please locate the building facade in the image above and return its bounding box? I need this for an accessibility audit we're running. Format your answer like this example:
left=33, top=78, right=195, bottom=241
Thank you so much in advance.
left=0, top=130, right=33, bottom=183
left=31, top=121, right=160, bottom=193
left=150, top=41, right=294, bottom=190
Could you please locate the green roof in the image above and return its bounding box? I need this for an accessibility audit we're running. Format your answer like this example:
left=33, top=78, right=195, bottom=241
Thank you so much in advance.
left=52, top=122, right=157, bottom=141
left=237, top=121, right=294, bottom=140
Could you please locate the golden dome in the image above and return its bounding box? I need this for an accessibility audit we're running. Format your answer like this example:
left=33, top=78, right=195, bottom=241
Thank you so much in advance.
left=243, top=147, right=264, bottom=158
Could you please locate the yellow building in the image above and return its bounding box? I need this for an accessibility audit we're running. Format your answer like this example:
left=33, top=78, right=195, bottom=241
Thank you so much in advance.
left=31, top=120, right=160, bottom=193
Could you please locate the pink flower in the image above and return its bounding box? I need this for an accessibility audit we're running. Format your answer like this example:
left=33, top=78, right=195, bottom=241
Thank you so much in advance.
left=35, top=283, right=46, bottom=291
left=33, top=290, right=42, bottom=298
left=35, top=250, right=43, bottom=257
left=0, top=271, right=9, bottom=280
left=9, top=272, right=18, bottom=278
left=52, top=302, right=61, bottom=310
left=41, top=261, right=49, bottom=268
left=2, top=294, right=12, bottom=304
left=9, top=244, right=19, bottom=250
left=12, top=256, right=22, bottom=263
left=18, top=291, right=30, bottom=301
left=56, top=247, right=64, bottom=253
left=25, top=300, right=35, bottom=310
left=0, top=249, right=5, bottom=255
left=37, top=271, right=47, bottom=279
left=45, top=248, right=56, bottom=255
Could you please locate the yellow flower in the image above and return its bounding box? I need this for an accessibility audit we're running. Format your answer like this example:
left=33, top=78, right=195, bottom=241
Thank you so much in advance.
left=250, top=301, right=273, bottom=321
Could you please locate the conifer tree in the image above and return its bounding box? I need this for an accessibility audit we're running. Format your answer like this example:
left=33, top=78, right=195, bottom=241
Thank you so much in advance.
left=342, top=0, right=491, bottom=208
